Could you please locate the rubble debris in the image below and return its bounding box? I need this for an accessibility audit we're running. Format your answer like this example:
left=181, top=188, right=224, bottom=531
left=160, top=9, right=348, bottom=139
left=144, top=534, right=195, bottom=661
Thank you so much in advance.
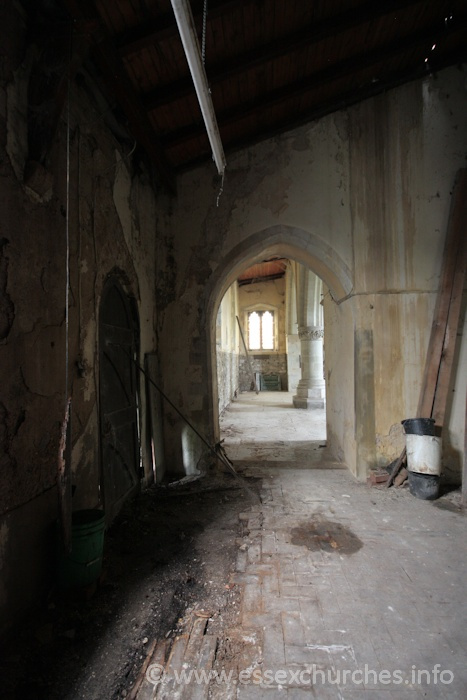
left=394, top=467, right=408, bottom=487
left=368, top=469, right=390, bottom=486
left=0, top=472, right=258, bottom=699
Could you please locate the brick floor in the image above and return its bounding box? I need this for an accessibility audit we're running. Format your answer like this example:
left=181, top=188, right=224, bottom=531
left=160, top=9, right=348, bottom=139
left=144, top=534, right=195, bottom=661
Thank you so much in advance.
left=136, top=465, right=466, bottom=699
left=219, top=467, right=466, bottom=699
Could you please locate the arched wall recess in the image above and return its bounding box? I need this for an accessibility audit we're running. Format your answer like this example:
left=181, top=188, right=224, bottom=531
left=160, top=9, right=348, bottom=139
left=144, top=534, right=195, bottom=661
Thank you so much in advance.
left=99, top=276, right=141, bottom=524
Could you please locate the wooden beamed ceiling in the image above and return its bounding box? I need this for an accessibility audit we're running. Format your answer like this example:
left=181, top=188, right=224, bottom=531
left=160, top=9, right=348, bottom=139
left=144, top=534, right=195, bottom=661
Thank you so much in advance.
left=54, top=0, right=467, bottom=191
left=136, top=0, right=444, bottom=110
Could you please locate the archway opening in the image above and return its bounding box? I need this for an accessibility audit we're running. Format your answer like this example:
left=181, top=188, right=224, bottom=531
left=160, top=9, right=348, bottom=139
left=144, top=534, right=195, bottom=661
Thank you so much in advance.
left=205, top=226, right=355, bottom=475
left=215, top=255, right=328, bottom=465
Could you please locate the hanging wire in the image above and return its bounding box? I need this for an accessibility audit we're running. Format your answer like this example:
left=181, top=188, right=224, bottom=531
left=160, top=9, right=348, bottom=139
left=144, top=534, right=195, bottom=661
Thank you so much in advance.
left=99, top=139, right=137, bottom=177
left=57, top=27, right=73, bottom=554
left=65, top=50, right=71, bottom=404
left=201, top=0, right=208, bottom=66
left=216, top=170, right=225, bottom=207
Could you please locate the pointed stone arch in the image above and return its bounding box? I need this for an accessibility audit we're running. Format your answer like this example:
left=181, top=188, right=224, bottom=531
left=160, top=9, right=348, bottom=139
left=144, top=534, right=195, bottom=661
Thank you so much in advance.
left=204, top=224, right=355, bottom=471
left=208, top=225, right=353, bottom=312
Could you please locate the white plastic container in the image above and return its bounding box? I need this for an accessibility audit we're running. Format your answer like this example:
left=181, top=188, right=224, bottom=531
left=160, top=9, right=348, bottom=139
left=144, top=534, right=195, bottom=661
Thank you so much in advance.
left=406, top=434, right=442, bottom=475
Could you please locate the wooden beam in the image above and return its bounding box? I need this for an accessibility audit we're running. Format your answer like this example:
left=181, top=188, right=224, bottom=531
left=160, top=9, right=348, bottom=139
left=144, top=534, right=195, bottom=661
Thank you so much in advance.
left=387, top=447, right=407, bottom=489
left=162, top=19, right=467, bottom=150
left=418, top=169, right=467, bottom=420
left=171, top=48, right=466, bottom=172
left=388, top=169, right=467, bottom=487
left=62, top=0, right=176, bottom=193
left=142, top=0, right=421, bottom=110
left=431, top=170, right=467, bottom=426
left=227, top=51, right=467, bottom=153
left=117, top=0, right=258, bottom=57
left=171, top=47, right=467, bottom=175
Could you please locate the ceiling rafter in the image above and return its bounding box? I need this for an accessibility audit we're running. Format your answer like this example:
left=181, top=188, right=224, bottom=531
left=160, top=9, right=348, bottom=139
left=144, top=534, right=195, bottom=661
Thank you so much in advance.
left=62, top=0, right=176, bottom=192
left=117, top=0, right=259, bottom=57
left=142, top=0, right=424, bottom=111
left=176, top=47, right=467, bottom=172
left=54, top=0, right=467, bottom=177
left=162, top=15, right=467, bottom=151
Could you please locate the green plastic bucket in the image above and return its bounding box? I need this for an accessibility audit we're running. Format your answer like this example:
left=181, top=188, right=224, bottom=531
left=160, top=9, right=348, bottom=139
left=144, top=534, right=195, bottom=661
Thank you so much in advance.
left=58, top=509, right=106, bottom=589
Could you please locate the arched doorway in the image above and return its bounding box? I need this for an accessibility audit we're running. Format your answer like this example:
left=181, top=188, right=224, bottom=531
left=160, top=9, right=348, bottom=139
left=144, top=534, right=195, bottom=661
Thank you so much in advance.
left=215, top=257, right=328, bottom=464
left=204, top=225, right=355, bottom=473
left=99, top=277, right=140, bottom=524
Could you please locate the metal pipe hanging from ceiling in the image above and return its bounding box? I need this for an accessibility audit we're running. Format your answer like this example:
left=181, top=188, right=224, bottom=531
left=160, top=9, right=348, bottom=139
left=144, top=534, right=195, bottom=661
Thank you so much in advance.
left=170, top=0, right=226, bottom=176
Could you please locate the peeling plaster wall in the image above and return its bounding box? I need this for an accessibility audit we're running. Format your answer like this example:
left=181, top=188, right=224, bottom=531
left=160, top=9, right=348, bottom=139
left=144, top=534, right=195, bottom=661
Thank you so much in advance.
left=217, top=351, right=238, bottom=411
left=323, top=292, right=353, bottom=465
left=159, top=65, right=467, bottom=481
left=0, top=6, right=158, bottom=633
left=216, top=283, right=239, bottom=413
left=348, top=70, right=467, bottom=476
left=443, top=301, right=467, bottom=482
left=1, top=5, right=466, bottom=635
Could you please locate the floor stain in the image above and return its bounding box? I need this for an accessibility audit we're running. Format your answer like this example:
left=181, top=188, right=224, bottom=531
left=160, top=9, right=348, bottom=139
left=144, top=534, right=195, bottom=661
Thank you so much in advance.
left=291, top=517, right=363, bottom=554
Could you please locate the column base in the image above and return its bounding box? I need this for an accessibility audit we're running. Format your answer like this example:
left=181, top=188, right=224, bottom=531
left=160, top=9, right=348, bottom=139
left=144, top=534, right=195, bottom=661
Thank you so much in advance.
left=293, top=395, right=325, bottom=409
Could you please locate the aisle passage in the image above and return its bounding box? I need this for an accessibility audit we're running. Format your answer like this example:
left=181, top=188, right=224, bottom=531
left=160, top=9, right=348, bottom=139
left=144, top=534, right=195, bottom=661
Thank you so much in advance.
left=219, top=391, right=336, bottom=467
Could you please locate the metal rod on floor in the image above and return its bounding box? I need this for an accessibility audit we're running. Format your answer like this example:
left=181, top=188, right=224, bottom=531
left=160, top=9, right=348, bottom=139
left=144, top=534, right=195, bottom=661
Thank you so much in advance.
left=236, top=315, right=259, bottom=394
left=123, top=349, right=259, bottom=500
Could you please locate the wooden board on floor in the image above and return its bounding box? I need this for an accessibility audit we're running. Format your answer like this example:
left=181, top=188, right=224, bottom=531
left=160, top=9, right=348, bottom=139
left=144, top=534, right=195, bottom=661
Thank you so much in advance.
left=389, top=169, right=467, bottom=487
left=431, top=171, right=467, bottom=426
left=417, top=169, right=467, bottom=421
left=130, top=638, right=167, bottom=700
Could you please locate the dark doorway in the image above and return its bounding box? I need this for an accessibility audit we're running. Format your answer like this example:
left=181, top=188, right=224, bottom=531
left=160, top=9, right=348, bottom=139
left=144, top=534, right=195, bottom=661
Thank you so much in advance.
left=99, top=277, right=140, bottom=524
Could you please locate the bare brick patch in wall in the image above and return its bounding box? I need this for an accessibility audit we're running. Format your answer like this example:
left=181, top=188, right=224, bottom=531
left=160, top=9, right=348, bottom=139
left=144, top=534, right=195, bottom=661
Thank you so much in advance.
left=239, top=354, right=287, bottom=391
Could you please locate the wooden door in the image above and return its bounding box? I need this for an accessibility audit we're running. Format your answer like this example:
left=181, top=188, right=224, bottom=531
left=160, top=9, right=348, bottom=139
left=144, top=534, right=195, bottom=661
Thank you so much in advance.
left=99, top=279, right=140, bottom=523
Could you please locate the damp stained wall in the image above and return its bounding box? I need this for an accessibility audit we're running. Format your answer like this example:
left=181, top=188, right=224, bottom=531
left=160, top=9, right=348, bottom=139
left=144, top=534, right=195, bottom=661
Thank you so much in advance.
left=216, top=283, right=239, bottom=414
left=158, top=64, right=467, bottom=482
left=0, top=4, right=159, bottom=633
left=0, top=2, right=466, bottom=636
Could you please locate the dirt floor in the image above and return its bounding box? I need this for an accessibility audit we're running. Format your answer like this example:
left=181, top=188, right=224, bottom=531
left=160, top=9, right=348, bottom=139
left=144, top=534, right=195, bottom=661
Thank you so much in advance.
left=0, top=470, right=261, bottom=700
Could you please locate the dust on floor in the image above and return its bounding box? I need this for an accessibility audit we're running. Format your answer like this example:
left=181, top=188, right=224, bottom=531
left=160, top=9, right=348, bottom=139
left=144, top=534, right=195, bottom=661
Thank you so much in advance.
left=0, top=472, right=260, bottom=700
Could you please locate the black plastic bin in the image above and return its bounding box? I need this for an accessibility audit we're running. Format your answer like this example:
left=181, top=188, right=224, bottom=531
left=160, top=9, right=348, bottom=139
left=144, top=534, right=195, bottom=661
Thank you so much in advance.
left=408, top=471, right=439, bottom=500
left=401, top=418, right=435, bottom=436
